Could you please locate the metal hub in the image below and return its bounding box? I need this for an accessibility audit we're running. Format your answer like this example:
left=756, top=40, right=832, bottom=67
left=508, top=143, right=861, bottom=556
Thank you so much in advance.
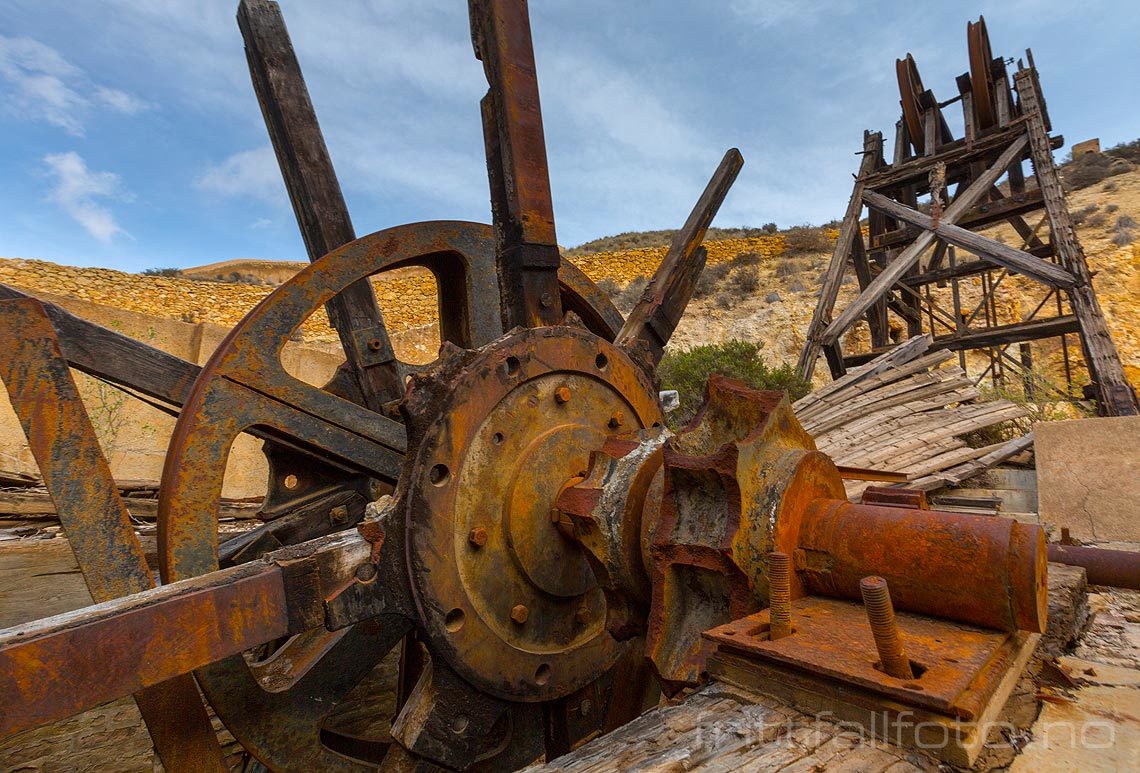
left=402, top=327, right=662, bottom=702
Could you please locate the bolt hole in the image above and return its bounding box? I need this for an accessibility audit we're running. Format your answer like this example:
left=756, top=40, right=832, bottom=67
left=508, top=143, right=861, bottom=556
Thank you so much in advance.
left=429, top=464, right=450, bottom=487
left=283, top=474, right=299, bottom=490
left=873, top=660, right=928, bottom=679
left=594, top=352, right=608, bottom=370
left=535, top=663, right=551, bottom=685
left=445, top=608, right=465, bottom=633
left=492, top=432, right=505, bottom=445
left=651, top=421, right=662, bottom=428
left=505, top=356, right=520, bottom=376
left=944, top=657, right=959, bottom=664
left=451, top=715, right=469, bottom=734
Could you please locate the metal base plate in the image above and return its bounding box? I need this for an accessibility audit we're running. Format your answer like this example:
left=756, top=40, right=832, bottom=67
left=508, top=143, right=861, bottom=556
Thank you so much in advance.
left=703, top=596, right=1031, bottom=720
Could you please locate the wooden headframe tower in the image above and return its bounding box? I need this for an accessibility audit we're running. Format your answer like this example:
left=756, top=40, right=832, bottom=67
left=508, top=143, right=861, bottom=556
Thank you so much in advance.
left=797, top=17, right=1138, bottom=416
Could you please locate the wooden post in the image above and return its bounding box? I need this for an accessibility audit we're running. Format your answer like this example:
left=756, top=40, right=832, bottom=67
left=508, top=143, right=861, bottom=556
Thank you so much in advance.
left=797, top=132, right=882, bottom=381
left=1014, top=68, right=1138, bottom=415
left=238, top=0, right=403, bottom=410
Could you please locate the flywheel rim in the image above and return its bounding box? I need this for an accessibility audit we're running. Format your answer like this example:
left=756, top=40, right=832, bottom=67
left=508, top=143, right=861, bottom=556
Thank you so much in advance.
left=156, top=220, right=627, bottom=771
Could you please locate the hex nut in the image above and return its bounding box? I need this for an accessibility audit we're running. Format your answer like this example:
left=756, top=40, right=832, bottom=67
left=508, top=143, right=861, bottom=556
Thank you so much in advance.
left=554, top=386, right=572, bottom=404
left=511, top=604, right=530, bottom=624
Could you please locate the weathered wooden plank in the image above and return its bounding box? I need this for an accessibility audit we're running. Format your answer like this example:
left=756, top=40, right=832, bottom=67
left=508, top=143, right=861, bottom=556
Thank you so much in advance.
left=794, top=335, right=935, bottom=415
left=238, top=0, right=402, bottom=409
left=616, top=149, right=743, bottom=364
left=1015, top=68, right=1138, bottom=416
left=862, top=190, right=1076, bottom=287
left=822, top=135, right=1030, bottom=346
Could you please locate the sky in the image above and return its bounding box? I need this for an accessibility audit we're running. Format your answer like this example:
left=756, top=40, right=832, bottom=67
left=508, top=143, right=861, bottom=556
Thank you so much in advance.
left=0, top=0, right=1137, bottom=273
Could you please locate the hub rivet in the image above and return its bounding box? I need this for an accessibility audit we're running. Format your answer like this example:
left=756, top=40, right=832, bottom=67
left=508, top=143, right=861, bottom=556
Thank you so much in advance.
left=554, top=386, right=572, bottom=404
left=860, top=576, right=915, bottom=680
left=768, top=551, right=793, bottom=640
left=511, top=604, right=530, bottom=624
left=468, top=527, right=488, bottom=548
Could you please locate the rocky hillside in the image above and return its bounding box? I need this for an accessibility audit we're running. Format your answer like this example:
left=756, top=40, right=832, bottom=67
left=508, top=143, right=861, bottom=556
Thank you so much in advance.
left=1, top=170, right=1137, bottom=391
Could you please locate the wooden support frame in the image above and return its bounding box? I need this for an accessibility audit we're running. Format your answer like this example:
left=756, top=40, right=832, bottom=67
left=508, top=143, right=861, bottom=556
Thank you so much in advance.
left=797, top=32, right=1136, bottom=416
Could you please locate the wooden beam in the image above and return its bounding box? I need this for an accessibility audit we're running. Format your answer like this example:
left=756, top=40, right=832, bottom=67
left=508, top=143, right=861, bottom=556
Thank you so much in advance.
left=238, top=0, right=402, bottom=410
left=843, top=315, right=1081, bottom=366
left=821, top=135, right=1030, bottom=346
left=870, top=188, right=1045, bottom=252
left=797, top=132, right=882, bottom=380
left=1015, top=68, right=1138, bottom=416
left=862, top=190, right=1077, bottom=288
left=617, top=149, right=743, bottom=364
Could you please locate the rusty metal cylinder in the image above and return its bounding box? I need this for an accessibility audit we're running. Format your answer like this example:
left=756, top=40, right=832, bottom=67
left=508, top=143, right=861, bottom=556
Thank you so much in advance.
left=1047, top=543, right=1140, bottom=590
left=797, top=499, right=1047, bottom=633
left=859, top=576, right=914, bottom=680
left=768, top=552, right=793, bottom=640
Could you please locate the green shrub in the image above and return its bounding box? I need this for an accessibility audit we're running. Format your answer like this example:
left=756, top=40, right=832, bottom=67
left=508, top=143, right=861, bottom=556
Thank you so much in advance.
left=658, top=339, right=809, bottom=427
left=783, top=225, right=832, bottom=255
left=694, top=262, right=730, bottom=299
left=141, top=267, right=182, bottom=277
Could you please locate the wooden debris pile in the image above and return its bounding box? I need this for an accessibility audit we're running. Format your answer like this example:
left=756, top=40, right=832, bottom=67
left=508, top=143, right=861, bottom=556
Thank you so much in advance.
left=793, top=335, right=1033, bottom=500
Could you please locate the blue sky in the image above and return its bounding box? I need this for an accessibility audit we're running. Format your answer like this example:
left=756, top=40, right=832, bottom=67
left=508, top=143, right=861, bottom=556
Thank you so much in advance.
left=0, top=0, right=1136, bottom=273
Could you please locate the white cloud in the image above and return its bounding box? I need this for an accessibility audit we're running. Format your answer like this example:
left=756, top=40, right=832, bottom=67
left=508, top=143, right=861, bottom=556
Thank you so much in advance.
left=195, top=146, right=286, bottom=204
left=0, top=35, right=150, bottom=135
left=43, top=151, right=129, bottom=242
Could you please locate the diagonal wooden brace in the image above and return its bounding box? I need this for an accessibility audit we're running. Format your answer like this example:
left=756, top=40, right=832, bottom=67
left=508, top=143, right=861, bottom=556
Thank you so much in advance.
left=862, top=190, right=1077, bottom=288
left=822, top=134, right=1029, bottom=346
left=617, top=149, right=744, bottom=364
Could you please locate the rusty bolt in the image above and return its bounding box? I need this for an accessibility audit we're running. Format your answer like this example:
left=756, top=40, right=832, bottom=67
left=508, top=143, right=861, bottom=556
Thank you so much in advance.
left=860, top=576, right=915, bottom=680
left=355, top=563, right=378, bottom=582
left=768, top=551, right=793, bottom=640
left=579, top=699, right=592, bottom=716
left=607, top=412, right=624, bottom=430
left=574, top=603, right=590, bottom=626
left=467, top=527, right=488, bottom=548
left=367, top=338, right=384, bottom=351
left=329, top=505, right=349, bottom=525
left=540, top=292, right=553, bottom=308
left=554, top=386, right=572, bottom=404
left=511, top=604, right=530, bottom=624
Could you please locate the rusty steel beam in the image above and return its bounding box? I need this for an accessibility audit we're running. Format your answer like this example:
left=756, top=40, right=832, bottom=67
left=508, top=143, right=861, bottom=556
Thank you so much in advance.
left=0, top=298, right=227, bottom=770
left=617, top=149, right=743, bottom=364
left=0, top=527, right=374, bottom=739
left=471, top=0, right=563, bottom=328
left=1048, top=543, right=1140, bottom=590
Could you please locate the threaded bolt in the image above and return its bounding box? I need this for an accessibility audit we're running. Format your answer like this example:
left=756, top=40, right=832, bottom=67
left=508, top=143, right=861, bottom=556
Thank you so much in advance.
left=554, top=386, right=572, bottom=404
left=511, top=604, right=529, bottom=624
left=768, top=551, right=793, bottom=640
left=860, top=576, right=914, bottom=680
